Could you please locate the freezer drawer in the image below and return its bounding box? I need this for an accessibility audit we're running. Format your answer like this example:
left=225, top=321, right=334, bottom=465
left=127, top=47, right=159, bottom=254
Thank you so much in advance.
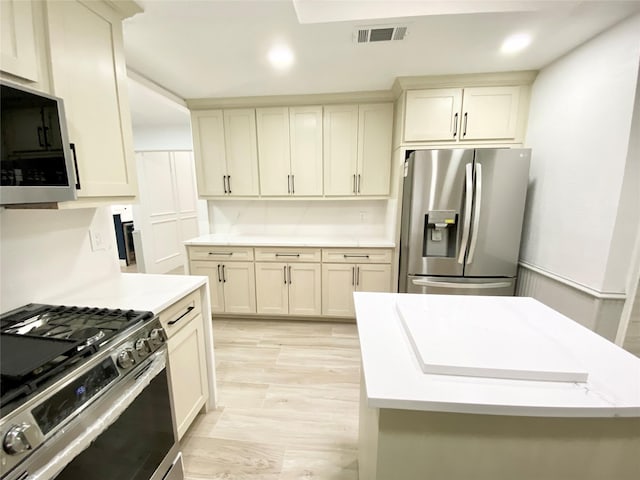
left=407, top=275, right=515, bottom=296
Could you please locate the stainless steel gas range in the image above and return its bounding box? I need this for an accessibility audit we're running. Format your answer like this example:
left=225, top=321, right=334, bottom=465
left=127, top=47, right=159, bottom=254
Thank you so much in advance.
left=0, top=303, right=184, bottom=480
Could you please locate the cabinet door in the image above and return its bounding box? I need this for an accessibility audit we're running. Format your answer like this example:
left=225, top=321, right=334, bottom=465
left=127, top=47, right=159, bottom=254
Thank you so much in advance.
left=356, top=264, right=392, bottom=293
left=357, top=103, right=393, bottom=196
left=191, top=110, right=227, bottom=196
left=404, top=89, right=462, bottom=142
left=190, top=262, right=225, bottom=313
left=222, top=261, right=257, bottom=314
left=256, top=107, right=290, bottom=196
left=321, top=263, right=356, bottom=317
left=224, top=109, right=259, bottom=196
left=255, top=262, right=289, bottom=315
left=167, top=313, right=208, bottom=439
left=0, top=0, right=38, bottom=81
left=289, top=263, right=321, bottom=316
left=461, top=86, right=520, bottom=141
left=289, top=106, right=323, bottom=196
left=47, top=0, right=136, bottom=198
left=323, top=104, right=358, bottom=196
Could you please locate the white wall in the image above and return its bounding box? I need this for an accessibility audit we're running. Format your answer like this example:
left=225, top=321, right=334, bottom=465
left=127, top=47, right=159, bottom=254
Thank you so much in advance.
left=0, top=207, right=121, bottom=313
left=132, top=124, right=193, bottom=151
left=521, top=14, right=640, bottom=293
left=208, top=199, right=393, bottom=240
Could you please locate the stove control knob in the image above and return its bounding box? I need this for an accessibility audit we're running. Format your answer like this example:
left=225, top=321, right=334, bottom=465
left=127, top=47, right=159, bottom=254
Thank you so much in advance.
left=135, top=338, right=151, bottom=356
left=3, top=423, right=37, bottom=455
left=117, top=348, right=136, bottom=369
left=148, top=328, right=165, bottom=348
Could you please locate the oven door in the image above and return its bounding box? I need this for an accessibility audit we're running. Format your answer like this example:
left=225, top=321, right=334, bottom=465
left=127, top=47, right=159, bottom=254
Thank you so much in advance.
left=5, top=348, right=183, bottom=480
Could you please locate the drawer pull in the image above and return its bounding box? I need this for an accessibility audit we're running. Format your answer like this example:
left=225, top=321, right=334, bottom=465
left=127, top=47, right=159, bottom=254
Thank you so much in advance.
left=343, top=254, right=370, bottom=258
left=209, top=252, right=233, bottom=256
left=275, top=253, right=300, bottom=257
left=168, top=305, right=195, bottom=326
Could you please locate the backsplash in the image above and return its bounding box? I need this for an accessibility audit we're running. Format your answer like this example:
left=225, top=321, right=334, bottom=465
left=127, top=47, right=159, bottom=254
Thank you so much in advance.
left=207, top=199, right=395, bottom=240
left=0, top=207, right=121, bottom=313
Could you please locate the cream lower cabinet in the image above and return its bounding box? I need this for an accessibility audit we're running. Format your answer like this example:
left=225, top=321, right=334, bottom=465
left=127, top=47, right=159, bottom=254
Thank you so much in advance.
left=321, top=249, right=393, bottom=317
left=188, top=246, right=256, bottom=314
left=254, top=247, right=322, bottom=316
left=159, top=289, right=208, bottom=439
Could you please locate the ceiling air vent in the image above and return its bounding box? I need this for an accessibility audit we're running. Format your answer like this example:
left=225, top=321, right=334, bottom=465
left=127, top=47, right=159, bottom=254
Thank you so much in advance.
left=355, top=25, right=407, bottom=44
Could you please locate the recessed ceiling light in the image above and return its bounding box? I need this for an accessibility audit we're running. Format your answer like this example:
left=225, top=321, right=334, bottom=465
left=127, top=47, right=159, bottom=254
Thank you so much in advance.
left=501, top=33, right=532, bottom=54
left=268, top=45, right=294, bottom=69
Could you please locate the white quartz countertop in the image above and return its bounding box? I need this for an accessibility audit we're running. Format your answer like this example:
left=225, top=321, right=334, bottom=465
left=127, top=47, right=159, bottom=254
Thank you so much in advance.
left=354, top=292, right=640, bottom=417
left=184, top=233, right=395, bottom=248
left=37, top=273, right=207, bottom=314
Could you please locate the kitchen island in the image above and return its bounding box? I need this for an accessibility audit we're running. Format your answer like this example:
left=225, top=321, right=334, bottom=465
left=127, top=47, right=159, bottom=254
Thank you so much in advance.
left=355, top=292, right=640, bottom=480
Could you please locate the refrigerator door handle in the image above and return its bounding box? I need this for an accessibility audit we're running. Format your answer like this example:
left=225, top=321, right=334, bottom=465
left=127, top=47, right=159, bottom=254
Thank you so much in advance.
left=467, top=163, right=482, bottom=264
left=411, top=278, right=512, bottom=289
left=457, top=163, right=473, bottom=264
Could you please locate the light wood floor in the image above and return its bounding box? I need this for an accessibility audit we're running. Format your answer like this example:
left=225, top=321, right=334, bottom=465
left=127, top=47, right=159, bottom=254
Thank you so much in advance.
left=181, top=318, right=361, bottom=480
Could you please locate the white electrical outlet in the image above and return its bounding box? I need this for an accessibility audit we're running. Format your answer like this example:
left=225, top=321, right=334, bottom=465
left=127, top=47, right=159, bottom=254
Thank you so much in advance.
left=359, top=211, right=367, bottom=222
left=89, top=229, right=106, bottom=251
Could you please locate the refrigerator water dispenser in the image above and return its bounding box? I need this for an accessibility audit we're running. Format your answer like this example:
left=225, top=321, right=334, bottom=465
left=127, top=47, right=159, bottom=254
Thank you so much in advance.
left=423, top=210, right=457, bottom=258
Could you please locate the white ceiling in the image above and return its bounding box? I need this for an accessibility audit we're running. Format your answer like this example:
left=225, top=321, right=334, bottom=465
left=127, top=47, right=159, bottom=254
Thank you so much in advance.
left=123, top=0, right=640, bottom=127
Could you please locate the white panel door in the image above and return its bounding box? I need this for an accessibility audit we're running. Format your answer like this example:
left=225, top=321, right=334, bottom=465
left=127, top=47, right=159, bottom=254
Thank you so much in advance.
left=47, top=0, right=136, bottom=197
left=322, top=263, right=356, bottom=317
left=167, top=313, right=208, bottom=439
left=191, top=111, right=227, bottom=196
left=223, top=109, right=259, bottom=196
left=0, top=0, right=38, bottom=81
left=323, top=105, right=358, bottom=196
left=289, top=263, right=321, bottom=316
left=222, top=261, right=257, bottom=314
left=256, top=107, right=290, bottom=196
left=357, top=103, right=393, bottom=196
left=150, top=219, right=181, bottom=266
left=404, top=89, right=462, bottom=142
left=289, top=106, right=323, bottom=196
left=255, top=262, right=289, bottom=315
left=461, top=86, right=520, bottom=141
left=190, top=262, right=225, bottom=313
left=356, top=264, right=392, bottom=293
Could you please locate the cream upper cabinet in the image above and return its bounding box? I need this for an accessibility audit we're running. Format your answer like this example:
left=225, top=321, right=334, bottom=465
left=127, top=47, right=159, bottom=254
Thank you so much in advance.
left=257, top=106, right=323, bottom=196
left=404, top=89, right=462, bottom=142
left=324, top=103, right=392, bottom=197
left=256, top=107, right=290, bottom=196
left=46, top=0, right=137, bottom=200
left=1, top=0, right=39, bottom=82
left=460, top=86, right=520, bottom=140
left=357, top=103, right=393, bottom=196
left=192, top=108, right=259, bottom=197
left=404, top=86, right=521, bottom=143
left=289, top=106, right=323, bottom=196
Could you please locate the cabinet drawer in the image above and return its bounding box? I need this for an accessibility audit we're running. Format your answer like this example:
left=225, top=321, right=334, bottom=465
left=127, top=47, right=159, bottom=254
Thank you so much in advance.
left=322, top=248, right=392, bottom=264
left=158, top=289, right=202, bottom=338
left=188, top=246, right=254, bottom=261
left=255, top=247, right=321, bottom=262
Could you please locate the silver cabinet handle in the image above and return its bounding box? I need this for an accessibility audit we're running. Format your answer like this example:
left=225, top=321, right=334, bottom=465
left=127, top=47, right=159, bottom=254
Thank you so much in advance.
left=351, top=266, right=355, bottom=286
left=287, top=174, right=291, bottom=194
left=223, top=175, right=227, bottom=194
left=457, top=163, right=473, bottom=264
left=353, top=174, right=356, bottom=193
left=288, top=266, right=292, bottom=284
left=217, top=264, right=222, bottom=282
left=453, top=112, right=458, bottom=138
left=411, top=278, right=511, bottom=289
left=357, top=174, right=361, bottom=193
left=283, top=266, right=287, bottom=284
left=222, top=264, right=226, bottom=283
left=467, top=163, right=482, bottom=265
left=463, top=112, right=468, bottom=137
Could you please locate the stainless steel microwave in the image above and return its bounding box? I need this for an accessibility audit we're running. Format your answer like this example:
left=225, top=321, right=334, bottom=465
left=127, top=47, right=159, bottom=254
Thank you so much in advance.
left=1, top=81, right=77, bottom=205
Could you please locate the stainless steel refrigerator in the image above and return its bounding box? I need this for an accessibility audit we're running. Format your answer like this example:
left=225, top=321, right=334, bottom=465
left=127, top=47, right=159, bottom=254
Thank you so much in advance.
left=399, top=148, right=531, bottom=296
